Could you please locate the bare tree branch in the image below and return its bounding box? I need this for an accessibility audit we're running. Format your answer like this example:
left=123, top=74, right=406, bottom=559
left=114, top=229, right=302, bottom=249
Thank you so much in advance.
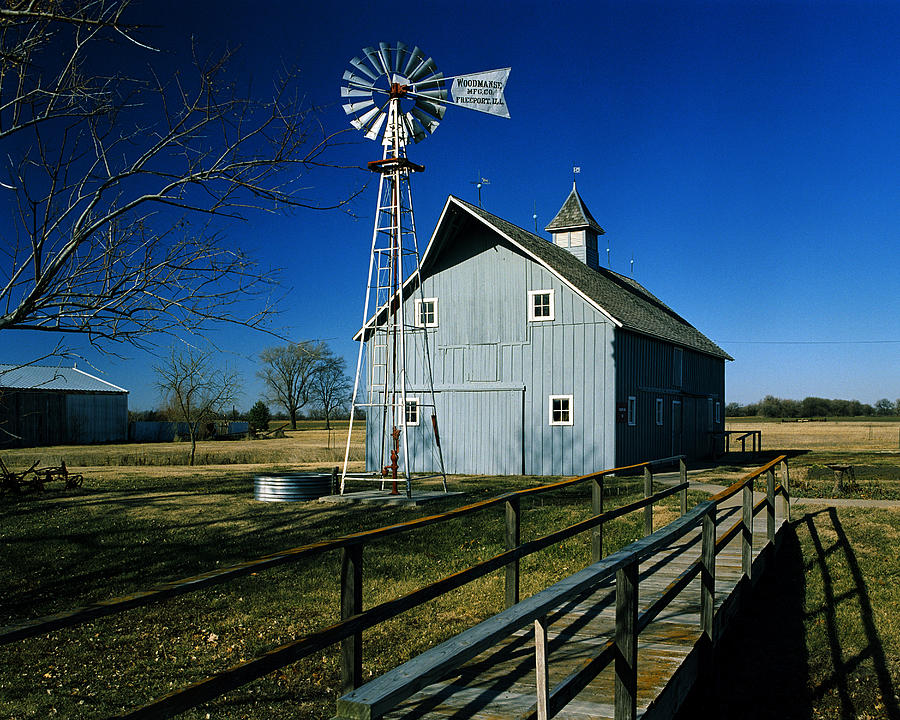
left=0, top=0, right=366, bottom=352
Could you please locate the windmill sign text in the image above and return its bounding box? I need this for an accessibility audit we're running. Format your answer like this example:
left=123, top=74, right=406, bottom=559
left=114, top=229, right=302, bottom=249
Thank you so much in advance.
left=450, top=68, right=511, bottom=117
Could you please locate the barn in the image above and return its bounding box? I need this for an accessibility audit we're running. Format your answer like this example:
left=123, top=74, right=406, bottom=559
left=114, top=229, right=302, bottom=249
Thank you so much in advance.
left=361, top=185, right=732, bottom=476
left=0, top=364, right=128, bottom=448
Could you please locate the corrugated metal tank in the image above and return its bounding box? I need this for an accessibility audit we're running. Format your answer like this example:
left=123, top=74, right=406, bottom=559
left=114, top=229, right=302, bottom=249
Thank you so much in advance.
left=254, top=473, right=333, bottom=502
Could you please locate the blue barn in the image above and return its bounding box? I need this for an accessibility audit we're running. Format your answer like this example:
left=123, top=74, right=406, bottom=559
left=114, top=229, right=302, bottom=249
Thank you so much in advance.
left=361, top=186, right=732, bottom=476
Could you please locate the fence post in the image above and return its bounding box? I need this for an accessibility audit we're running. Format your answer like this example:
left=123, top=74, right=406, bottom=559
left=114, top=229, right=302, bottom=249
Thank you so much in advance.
left=679, top=458, right=688, bottom=516
left=505, top=496, right=521, bottom=608
left=592, top=474, right=604, bottom=562
left=780, top=458, right=790, bottom=522
left=615, top=561, right=639, bottom=720
left=742, top=480, right=752, bottom=580
left=643, top=466, right=653, bottom=536
left=701, top=507, right=716, bottom=643
left=340, top=543, right=363, bottom=693
left=534, top=615, right=550, bottom=720
left=766, top=467, right=775, bottom=543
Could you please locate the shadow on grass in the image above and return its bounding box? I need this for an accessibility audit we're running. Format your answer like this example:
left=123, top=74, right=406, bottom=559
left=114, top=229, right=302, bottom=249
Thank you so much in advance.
left=677, top=508, right=900, bottom=720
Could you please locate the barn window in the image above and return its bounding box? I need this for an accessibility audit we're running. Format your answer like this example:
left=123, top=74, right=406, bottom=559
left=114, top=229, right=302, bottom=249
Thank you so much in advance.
left=415, top=298, right=438, bottom=327
left=673, top=347, right=683, bottom=387
left=715, top=401, right=721, bottom=424
left=656, top=398, right=664, bottom=426
left=555, top=231, right=569, bottom=248
left=529, top=289, right=555, bottom=321
left=627, top=396, right=637, bottom=426
left=569, top=230, right=584, bottom=247
left=549, top=395, right=573, bottom=425
left=401, top=397, right=420, bottom=426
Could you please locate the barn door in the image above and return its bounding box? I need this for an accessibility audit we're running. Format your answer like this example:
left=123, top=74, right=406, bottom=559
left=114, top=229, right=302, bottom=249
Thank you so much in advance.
left=440, top=390, right=524, bottom=475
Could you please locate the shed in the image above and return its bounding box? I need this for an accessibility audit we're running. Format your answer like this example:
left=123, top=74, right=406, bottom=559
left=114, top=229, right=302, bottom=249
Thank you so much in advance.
left=359, top=186, right=732, bottom=476
left=0, top=364, right=128, bottom=447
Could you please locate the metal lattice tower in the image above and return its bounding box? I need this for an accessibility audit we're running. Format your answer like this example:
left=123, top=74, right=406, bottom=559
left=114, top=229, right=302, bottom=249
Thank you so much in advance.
left=339, top=44, right=510, bottom=497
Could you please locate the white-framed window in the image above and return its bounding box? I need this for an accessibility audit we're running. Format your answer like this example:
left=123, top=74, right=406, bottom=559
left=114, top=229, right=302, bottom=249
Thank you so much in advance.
left=673, top=347, right=683, bottom=387
left=569, top=230, right=584, bottom=247
left=549, top=395, right=573, bottom=426
left=656, top=398, right=664, bottom=426
left=627, top=396, right=637, bottom=426
left=528, top=289, right=555, bottom=321
left=414, top=297, right=438, bottom=328
left=715, top=401, right=721, bottom=425
left=401, top=397, right=420, bottom=426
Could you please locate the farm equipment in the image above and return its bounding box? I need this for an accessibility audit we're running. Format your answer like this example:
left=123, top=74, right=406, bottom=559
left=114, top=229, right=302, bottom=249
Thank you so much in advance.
left=0, top=457, right=84, bottom=496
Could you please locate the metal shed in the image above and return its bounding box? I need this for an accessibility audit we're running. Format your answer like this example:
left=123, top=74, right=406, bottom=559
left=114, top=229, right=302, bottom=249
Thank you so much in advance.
left=358, top=187, right=732, bottom=475
left=0, top=364, right=128, bottom=448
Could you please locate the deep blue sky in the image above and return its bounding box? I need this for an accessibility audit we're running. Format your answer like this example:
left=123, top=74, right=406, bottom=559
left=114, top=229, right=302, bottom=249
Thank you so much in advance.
left=7, top=0, right=899, bottom=410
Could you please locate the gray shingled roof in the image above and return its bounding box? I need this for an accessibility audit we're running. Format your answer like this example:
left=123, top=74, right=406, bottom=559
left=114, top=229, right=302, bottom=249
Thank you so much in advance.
left=0, top=364, right=128, bottom=393
left=438, top=197, right=732, bottom=360
left=544, top=183, right=605, bottom=235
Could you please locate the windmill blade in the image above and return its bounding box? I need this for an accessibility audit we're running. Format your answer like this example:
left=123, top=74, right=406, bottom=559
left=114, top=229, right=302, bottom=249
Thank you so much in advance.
left=362, top=46, right=386, bottom=77
left=407, top=114, right=427, bottom=143
left=413, top=96, right=446, bottom=120
left=411, top=87, right=450, bottom=107
left=349, top=56, right=377, bottom=82
left=343, top=69, right=375, bottom=89
left=408, top=56, right=437, bottom=82
left=378, top=42, right=393, bottom=76
left=394, top=41, right=409, bottom=74
left=403, top=46, right=426, bottom=80
left=343, top=98, right=375, bottom=116
left=363, top=111, right=387, bottom=141
left=341, top=85, right=372, bottom=98
left=351, top=105, right=382, bottom=131
left=410, top=105, right=440, bottom=134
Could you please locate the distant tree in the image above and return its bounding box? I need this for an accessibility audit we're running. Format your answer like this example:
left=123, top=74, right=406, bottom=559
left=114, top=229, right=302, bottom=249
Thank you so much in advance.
left=800, top=396, right=830, bottom=418
left=874, top=398, right=894, bottom=416
left=155, top=350, right=240, bottom=465
left=248, top=401, right=271, bottom=432
left=895, top=399, right=900, bottom=416
left=311, top=352, right=352, bottom=430
left=258, top=342, right=327, bottom=429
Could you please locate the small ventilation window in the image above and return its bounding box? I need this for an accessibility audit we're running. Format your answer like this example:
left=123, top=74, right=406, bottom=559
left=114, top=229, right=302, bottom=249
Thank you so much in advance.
left=529, top=289, right=555, bottom=321
left=549, top=395, right=573, bottom=426
left=656, top=398, right=664, bottom=426
left=627, top=396, right=637, bottom=426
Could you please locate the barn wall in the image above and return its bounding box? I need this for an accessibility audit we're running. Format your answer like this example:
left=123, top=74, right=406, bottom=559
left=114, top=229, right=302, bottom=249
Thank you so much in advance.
left=365, top=219, right=616, bottom=476
left=0, top=390, right=66, bottom=447
left=614, top=330, right=725, bottom=466
left=66, top=393, right=128, bottom=444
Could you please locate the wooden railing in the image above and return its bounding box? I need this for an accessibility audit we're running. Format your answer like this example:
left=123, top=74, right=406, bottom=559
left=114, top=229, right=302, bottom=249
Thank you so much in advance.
left=711, top=429, right=763, bottom=456
left=1, top=455, right=688, bottom=719
left=333, top=455, right=790, bottom=720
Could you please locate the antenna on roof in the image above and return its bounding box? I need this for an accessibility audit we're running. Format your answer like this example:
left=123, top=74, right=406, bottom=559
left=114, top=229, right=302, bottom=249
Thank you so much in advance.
left=470, top=172, right=490, bottom=208
left=573, top=164, right=580, bottom=186
left=532, top=201, right=538, bottom=233
left=606, top=243, right=611, bottom=268
left=630, top=253, right=635, bottom=276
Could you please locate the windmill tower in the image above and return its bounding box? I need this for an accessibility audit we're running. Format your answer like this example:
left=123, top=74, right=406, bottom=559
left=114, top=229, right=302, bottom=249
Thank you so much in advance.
left=339, top=43, right=510, bottom=497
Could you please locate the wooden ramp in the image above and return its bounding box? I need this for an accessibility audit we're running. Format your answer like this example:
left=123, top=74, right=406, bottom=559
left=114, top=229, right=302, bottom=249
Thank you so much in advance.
left=334, top=475, right=789, bottom=720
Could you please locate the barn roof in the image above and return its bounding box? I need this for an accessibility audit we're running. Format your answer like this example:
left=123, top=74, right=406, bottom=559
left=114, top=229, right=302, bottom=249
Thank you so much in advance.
left=544, top=182, right=605, bottom=235
left=0, top=364, right=128, bottom=393
left=424, top=197, right=732, bottom=361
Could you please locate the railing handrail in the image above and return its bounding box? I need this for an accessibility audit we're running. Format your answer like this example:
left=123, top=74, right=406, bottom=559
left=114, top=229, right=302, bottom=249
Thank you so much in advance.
left=0, top=456, right=686, bottom=646
left=709, top=454, right=786, bottom=504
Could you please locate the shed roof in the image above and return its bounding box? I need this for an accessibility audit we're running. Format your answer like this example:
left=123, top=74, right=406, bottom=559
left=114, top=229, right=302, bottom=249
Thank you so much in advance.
left=0, top=364, right=128, bottom=393
left=425, top=197, right=732, bottom=361
left=544, top=183, right=605, bottom=235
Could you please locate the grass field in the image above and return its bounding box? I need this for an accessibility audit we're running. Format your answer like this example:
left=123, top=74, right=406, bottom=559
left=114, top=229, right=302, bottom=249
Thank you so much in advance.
left=2, top=420, right=900, bottom=719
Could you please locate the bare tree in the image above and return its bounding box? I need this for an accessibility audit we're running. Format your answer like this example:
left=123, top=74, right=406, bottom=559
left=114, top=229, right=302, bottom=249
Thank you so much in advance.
left=311, top=350, right=351, bottom=430
left=258, top=341, right=326, bottom=429
left=0, top=1, right=359, bottom=352
left=154, top=348, right=240, bottom=465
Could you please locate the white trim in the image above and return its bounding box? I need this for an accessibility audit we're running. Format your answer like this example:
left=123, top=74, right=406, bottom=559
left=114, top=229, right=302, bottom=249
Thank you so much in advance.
left=528, top=289, right=555, bottom=321
left=414, top=297, right=438, bottom=327
left=548, top=394, right=573, bottom=426
left=627, top=396, right=637, bottom=426
left=656, top=397, right=664, bottom=426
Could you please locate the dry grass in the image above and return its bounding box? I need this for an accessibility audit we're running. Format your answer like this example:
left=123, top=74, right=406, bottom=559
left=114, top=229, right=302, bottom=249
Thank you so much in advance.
left=726, top=419, right=900, bottom=451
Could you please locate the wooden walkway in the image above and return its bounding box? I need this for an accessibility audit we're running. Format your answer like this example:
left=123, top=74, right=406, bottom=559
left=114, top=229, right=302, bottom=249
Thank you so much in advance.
left=339, top=495, right=786, bottom=720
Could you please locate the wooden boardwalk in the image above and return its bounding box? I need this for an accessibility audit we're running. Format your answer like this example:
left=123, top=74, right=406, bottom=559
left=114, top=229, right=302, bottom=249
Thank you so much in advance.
left=377, top=503, right=784, bottom=720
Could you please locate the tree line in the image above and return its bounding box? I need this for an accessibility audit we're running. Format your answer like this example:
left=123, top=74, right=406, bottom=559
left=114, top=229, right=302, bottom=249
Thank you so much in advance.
left=146, top=342, right=352, bottom=465
left=726, top=396, right=900, bottom=418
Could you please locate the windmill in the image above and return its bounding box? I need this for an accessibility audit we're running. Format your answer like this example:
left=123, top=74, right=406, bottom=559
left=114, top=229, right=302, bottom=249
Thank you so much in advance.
left=339, top=43, right=510, bottom=497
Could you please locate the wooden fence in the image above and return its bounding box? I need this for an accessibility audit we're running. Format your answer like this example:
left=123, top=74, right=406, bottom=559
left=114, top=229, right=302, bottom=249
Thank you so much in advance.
left=333, top=455, right=789, bottom=720
left=1, top=455, right=691, bottom=718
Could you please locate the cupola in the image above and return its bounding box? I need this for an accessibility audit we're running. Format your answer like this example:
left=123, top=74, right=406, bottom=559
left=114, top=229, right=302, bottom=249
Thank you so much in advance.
left=545, top=182, right=605, bottom=270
